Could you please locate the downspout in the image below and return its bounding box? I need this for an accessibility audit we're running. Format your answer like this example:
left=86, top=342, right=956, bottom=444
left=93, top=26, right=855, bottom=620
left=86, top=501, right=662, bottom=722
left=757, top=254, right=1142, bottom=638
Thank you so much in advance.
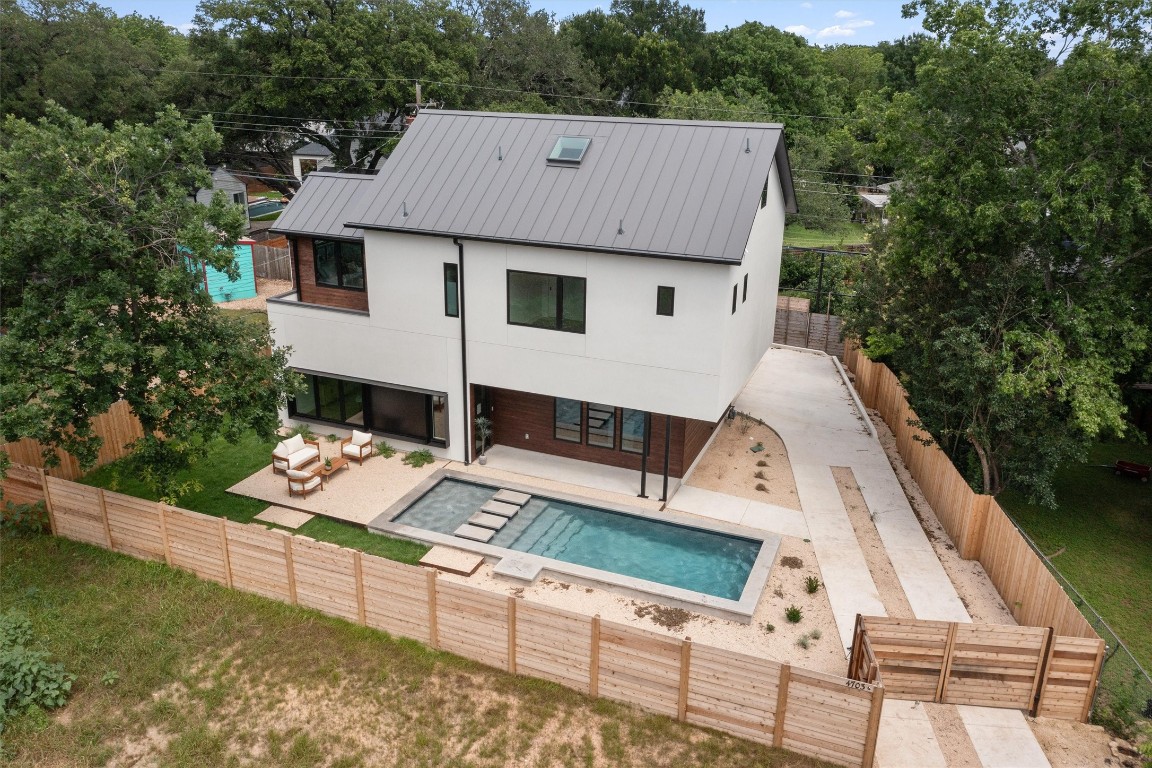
left=661, top=414, right=671, bottom=502
left=454, top=238, right=470, bottom=465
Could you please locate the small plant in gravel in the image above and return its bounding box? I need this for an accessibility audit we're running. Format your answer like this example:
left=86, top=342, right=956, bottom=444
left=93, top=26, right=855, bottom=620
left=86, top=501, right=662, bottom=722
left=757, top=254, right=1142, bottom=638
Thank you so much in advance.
left=805, top=576, right=822, bottom=594
left=756, top=459, right=768, bottom=467
left=785, top=605, right=803, bottom=623
left=796, top=630, right=822, bottom=649
left=375, top=441, right=396, bottom=459
left=796, top=634, right=810, bottom=649
left=737, top=412, right=754, bottom=435
left=326, top=433, right=340, bottom=442
left=755, top=482, right=768, bottom=492
left=753, top=470, right=767, bottom=480
left=402, top=449, right=435, bottom=468
left=780, top=556, right=804, bottom=569
left=763, top=622, right=775, bottom=634
left=809, top=629, right=822, bottom=640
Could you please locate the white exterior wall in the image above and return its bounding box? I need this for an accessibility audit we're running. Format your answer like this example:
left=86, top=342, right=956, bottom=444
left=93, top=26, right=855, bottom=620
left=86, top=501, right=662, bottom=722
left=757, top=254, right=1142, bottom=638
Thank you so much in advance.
left=269, top=174, right=787, bottom=461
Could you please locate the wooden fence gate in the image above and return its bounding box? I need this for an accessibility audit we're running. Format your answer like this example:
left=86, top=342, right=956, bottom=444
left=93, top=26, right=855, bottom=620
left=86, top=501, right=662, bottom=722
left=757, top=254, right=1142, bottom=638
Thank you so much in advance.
left=849, top=615, right=1103, bottom=722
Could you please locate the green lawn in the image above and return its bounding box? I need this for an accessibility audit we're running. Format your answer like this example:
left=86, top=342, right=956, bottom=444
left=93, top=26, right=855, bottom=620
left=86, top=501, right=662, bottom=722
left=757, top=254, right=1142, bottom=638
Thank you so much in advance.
left=782, top=222, right=869, bottom=248
left=1, top=536, right=828, bottom=767
left=79, top=431, right=430, bottom=566
left=998, top=441, right=1152, bottom=671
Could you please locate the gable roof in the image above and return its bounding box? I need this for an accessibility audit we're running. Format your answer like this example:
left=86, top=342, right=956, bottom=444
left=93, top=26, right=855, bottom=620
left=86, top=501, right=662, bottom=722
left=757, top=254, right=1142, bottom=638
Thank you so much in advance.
left=349, top=111, right=797, bottom=263
left=293, top=141, right=333, bottom=157
left=272, top=172, right=374, bottom=240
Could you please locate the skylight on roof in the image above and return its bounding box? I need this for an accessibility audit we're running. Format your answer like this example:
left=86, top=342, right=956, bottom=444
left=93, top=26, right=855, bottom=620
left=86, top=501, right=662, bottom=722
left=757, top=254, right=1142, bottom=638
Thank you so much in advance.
left=548, top=136, right=591, bottom=163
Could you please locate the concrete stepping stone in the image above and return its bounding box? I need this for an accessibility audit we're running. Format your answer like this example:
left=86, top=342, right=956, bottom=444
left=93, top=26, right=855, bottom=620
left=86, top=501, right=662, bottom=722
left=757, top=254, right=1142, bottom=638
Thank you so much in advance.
left=468, top=511, right=508, bottom=530
left=254, top=506, right=314, bottom=530
left=494, top=489, right=531, bottom=506
left=454, top=523, right=496, bottom=543
left=419, top=546, right=484, bottom=576
left=481, top=500, right=520, bottom=518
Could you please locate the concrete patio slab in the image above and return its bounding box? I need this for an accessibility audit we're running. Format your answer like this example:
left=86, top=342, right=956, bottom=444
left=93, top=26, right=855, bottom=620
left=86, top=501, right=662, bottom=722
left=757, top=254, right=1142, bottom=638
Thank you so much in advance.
left=875, top=699, right=948, bottom=768
left=958, top=706, right=1051, bottom=768
left=253, top=506, right=314, bottom=530
left=479, top=444, right=678, bottom=499
left=667, top=485, right=810, bottom=539
left=419, top=546, right=484, bottom=576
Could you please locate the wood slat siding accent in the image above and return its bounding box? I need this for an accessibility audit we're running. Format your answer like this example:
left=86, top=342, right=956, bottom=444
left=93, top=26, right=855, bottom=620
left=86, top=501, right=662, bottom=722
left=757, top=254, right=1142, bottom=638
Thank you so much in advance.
left=851, top=616, right=1101, bottom=722
left=0, top=464, right=47, bottom=506
left=293, top=237, right=369, bottom=312
left=34, top=467, right=885, bottom=768
left=842, top=345, right=1098, bottom=642
left=489, top=387, right=707, bottom=477
left=0, top=401, right=144, bottom=480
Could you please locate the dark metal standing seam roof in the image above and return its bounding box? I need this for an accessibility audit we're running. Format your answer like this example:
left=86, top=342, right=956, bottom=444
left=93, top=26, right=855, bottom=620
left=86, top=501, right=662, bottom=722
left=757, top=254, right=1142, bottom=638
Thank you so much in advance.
left=347, top=111, right=797, bottom=264
left=270, top=172, right=375, bottom=240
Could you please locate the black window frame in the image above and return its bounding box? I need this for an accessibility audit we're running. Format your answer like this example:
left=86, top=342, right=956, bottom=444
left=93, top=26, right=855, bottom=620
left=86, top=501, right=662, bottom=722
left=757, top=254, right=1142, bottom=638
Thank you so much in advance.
left=742, top=274, right=749, bottom=303
left=554, top=397, right=583, bottom=443
left=656, top=285, right=675, bottom=316
left=732, top=284, right=738, bottom=314
left=288, top=372, right=447, bottom=447
left=506, top=269, right=587, bottom=334
left=586, top=403, right=617, bottom=450
left=444, top=262, right=459, bottom=317
left=313, top=239, right=366, bottom=292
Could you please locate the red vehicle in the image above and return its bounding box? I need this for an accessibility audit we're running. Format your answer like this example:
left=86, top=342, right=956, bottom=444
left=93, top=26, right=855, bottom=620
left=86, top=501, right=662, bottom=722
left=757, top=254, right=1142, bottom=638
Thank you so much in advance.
left=1114, top=460, right=1151, bottom=482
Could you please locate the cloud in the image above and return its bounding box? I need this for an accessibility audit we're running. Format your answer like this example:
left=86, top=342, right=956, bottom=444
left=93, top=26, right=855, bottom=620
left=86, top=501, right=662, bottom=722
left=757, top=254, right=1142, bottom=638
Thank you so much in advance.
left=845, top=19, right=875, bottom=29
left=785, top=24, right=815, bottom=34
left=817, top=25, right=857, bottom=37
left=834, top=9, right=856, bottom=18
left=801, top=1, right=813, bottom=7
left=175, top=22, right=195, bottom=34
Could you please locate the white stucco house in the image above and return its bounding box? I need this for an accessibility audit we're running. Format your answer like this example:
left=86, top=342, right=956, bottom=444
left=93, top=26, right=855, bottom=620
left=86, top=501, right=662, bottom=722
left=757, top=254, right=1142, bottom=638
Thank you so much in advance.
left=268, top=110, right=797, bottom=490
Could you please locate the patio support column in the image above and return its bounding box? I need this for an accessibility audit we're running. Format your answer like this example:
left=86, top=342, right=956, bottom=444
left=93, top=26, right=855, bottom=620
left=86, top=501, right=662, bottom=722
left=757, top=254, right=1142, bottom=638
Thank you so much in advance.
left=661, top=414, right=671, bottom=501
left=454, top=238, right=470, bottom=464
left=639, top=411, right=651, bottom=498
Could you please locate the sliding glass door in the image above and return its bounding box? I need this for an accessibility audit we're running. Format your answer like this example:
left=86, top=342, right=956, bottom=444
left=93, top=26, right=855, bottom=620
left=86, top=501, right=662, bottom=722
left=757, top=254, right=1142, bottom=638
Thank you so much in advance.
left=289, top=372, right=446, bottom=446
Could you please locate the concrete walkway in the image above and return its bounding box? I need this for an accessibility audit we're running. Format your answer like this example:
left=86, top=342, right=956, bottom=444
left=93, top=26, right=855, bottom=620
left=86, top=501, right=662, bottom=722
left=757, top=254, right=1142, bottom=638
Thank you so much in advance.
left=667, top=485, right=809, bottom=539
left=719, top=346, right=1048, bottom=768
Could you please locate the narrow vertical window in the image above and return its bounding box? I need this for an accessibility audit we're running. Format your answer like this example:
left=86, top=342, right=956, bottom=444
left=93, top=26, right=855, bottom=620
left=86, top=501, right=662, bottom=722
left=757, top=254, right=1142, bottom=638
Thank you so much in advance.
left=742, top=274, right=749, bottom=303
left=656, top=286, right=675, bottom=316
left=732, top=284, right=738, bottom=314
left=444, top=263, right=459, bottom=317
left=554, top=398, right=582, bottom=442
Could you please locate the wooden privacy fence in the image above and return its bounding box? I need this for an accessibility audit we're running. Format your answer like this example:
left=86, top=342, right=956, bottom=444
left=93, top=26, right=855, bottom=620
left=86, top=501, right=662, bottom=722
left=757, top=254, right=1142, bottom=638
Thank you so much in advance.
left=774, top=296, right=845, bottom=358
left=4, top=469, right=885, bottom=768
left=842, top=345, right=1098, bottom=641
left=0, top=401, right=144, bottom=480
left=850, top=616, right=1104, bottom=723
left=252, top=244, right=292, bottom=281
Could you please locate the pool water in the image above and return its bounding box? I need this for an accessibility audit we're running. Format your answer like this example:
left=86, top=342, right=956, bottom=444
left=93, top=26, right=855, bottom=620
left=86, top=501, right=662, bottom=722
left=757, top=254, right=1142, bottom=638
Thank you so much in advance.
left=393, top=478, right=761, bottom=601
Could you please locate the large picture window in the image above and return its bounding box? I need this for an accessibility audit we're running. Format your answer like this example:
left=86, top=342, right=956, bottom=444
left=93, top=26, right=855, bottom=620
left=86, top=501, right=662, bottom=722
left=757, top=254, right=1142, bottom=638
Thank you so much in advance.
left=555, top=399, right=649, bottom=456
left=507, top=270, right=586, bottom=333
left=554, top=398, right=582, bottom=443
left=314, top=240, right=365, bottom=290
left=289, top=372, right=445, bottom=445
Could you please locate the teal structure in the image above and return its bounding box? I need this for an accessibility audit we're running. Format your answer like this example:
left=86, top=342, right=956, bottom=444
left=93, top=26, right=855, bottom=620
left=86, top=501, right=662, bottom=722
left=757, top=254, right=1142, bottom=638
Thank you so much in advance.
left=194, top=239, right=258, bottom=303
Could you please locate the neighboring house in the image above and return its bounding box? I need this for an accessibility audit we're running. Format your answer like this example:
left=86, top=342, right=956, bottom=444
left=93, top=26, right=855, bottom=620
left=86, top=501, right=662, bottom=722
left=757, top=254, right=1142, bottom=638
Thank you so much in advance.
left=196, top=167, right=251, bottom=231
left=292, top=141, right=333, bottom=180
left=268, top=111, right=797, bottom=488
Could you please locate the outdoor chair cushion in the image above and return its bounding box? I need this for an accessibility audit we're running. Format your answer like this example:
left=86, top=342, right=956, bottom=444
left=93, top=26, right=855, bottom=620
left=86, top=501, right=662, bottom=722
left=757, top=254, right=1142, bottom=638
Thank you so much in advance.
left=283, top=434, right=306, bottom=455
left=274, top=435, right=320, bottom=471
left=287, top=468, right=321, bottom=493
left=350, top=430, right=372, bottom=447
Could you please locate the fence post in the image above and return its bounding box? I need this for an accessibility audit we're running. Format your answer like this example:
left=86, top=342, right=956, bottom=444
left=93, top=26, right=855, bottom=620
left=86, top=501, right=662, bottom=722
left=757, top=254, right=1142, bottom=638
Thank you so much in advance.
left=936, top=622, right=959, bottom=703
left=860, top=683, right=885, bottom=768
left=39, top=468, right=57, bottom=537
left=849, top=614, right=863, bottom=678
left=772, top=663, right=791, bottom=747
left=354, top=551, right=366, bottom=626
left=678, top=637, right=692, bottom=722
left=97, top=489, right=113, bottom=550
left=158, top=504, right=173, bottom=567
left=426, top=569, right=438, bottom=650
left=589, top=615, right=601, bottom=697
left=1031, top=628, right=1055, bottom=716
left=218, top=518, right=233, bottom=589
left=1081, top=638, right=1106, bottom=723
left=283, top=534, right=297, bottom=605
left=507, top=596, right=517, bottom=675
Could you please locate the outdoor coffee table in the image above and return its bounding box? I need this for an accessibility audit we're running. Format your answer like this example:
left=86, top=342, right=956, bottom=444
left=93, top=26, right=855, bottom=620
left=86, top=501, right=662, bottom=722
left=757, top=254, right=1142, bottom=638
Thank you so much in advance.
left=313, top=456, right=350, bottom=488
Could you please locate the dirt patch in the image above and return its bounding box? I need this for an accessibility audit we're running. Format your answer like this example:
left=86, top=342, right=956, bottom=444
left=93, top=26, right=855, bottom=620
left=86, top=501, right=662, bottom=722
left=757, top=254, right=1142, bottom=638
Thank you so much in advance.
left=924, top=703, right=983, bottom=767
left=832, top=465, right=915, bottom=619
left=216, top=277, right=292, bottom=312
left=779, top=556, right=804, bottom=569
left=1029, top=716, right=1116, bottom=768
left=687, top=419, right=801, bottom=511
left=633, top=603, right=692, bottom=631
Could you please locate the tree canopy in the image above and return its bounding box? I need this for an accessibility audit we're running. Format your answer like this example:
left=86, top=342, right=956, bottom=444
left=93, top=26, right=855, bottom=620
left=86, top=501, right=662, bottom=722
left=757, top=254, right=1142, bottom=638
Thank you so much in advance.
left=0, top=105, right=296, bottom=499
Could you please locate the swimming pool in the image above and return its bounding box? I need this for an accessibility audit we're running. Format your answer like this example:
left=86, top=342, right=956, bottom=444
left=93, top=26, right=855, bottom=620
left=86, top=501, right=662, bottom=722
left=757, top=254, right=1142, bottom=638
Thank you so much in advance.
left=370, top=471, right=778, bottom=621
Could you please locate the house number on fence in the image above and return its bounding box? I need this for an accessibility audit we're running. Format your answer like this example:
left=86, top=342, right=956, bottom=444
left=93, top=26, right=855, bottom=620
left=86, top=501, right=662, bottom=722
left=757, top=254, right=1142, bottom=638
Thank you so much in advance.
left=845, top=680, right=873, bottom=692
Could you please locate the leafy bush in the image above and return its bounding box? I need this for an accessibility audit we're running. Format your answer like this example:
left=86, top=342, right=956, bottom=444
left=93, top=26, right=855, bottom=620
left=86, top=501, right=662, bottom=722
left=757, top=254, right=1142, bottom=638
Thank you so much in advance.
left=785, top=605, right=803, bottom=624
left=375, top=441, right=396, bottom=459
left=402, top=450, right=435, bottom=468
left=283, top=423, right=316, bottom=441
left=762, top=622, right=775, bottom=634
left=1, top=502, right=49, bottom=537
left=0, top=613, right=74, bottom=720
left=805, top=576, right=822, bottom=594
left=325, top=433, right=340, bottom=443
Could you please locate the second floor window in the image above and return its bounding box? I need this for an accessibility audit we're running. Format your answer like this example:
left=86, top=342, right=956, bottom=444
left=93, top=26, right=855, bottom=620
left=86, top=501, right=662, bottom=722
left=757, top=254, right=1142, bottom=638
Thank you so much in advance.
left=314, top=240, right=365, bottom=290
left=507, top=270, right=586, bottom=333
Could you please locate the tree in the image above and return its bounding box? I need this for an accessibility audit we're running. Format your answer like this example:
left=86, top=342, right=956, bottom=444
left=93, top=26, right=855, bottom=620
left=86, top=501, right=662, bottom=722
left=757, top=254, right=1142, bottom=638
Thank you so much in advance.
left=0, top=105, right=297, bottom=499
left=844, top=0, right=1152, bottom=505
left=190, top=0, right=476, bottom=190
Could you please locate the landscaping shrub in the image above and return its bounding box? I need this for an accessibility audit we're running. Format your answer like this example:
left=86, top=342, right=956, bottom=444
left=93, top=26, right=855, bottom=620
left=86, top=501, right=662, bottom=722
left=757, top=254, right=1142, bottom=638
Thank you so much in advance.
left=375, top=441, right=396, bottom=459
left=0, top=613, right=74, bottom=721
left=0, top=502, right=49, bottom=538
left=785, top=605, right=803, bottom=623
left=402, top=449, right=435, bottom=468
left=805, top=576, right=822, bottom=594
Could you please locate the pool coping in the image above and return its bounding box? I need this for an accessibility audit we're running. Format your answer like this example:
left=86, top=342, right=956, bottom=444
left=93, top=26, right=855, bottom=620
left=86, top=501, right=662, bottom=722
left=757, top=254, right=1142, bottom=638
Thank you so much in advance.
left=366, top=469, right=780, bottom=624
